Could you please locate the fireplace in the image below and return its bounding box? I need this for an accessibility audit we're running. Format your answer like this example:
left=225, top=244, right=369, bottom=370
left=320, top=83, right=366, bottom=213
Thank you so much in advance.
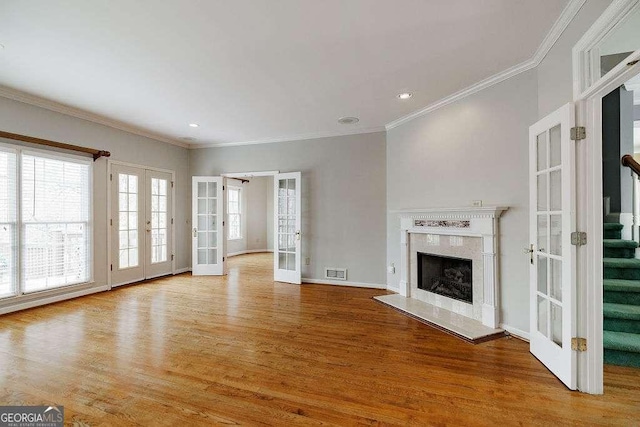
left=417, top=252, right=472, bottom=304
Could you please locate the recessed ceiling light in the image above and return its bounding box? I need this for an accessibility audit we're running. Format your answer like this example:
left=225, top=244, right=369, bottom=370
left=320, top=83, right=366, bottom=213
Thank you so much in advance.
left=338, top=116, right=359, bottom=125
left=398, top=92, right=413, bottom=100
left=189, top=123, right=199, bottom=128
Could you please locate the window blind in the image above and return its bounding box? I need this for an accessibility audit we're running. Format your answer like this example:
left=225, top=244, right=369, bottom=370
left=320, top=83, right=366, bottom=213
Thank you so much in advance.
left=21, top=152, right=91, bottom=293
left=0, top=148, right=17, bottom=298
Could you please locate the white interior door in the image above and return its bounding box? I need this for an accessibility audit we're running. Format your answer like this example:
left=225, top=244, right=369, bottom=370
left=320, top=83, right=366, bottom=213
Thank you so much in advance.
left=529, top=103, right=577, bottom=390
left=144, top=170, right=173, bottom=279
left=274, top=172, right=301, bottom=284
left=192, top=176, right=225, bottom=275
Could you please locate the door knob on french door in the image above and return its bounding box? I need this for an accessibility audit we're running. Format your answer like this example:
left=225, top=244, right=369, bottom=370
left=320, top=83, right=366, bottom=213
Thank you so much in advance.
left=524, top=244, right=534, bottom=265
left=295, top=231, right=301, bottom=241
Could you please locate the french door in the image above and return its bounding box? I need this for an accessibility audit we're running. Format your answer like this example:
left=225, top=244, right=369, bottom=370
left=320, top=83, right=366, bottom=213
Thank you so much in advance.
left=191, top=176, right=225, bottom=275
left=110, top=164, right=173, bottom=286
left=274, top=172, right=301, bottom=284
left=529, top=103, right=577, bottom=389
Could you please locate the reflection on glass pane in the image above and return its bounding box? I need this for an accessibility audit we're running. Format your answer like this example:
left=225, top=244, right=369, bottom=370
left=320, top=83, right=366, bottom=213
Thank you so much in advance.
left=537, top=132, right=547, bottom=171
left=152, top=178, right=159, bottom=195
left=119, top=212, right=128, bottom=231
left=288, top=179, right=296, bottom=191
left=198, top=182, right=206, bottom=197
left=208, top=182, right=217, bottom=197
left=550, top=259, right=562, bottom=302
left=198, top=215, right=207, bottom=231
left=278, top=219, right=287, bottom=233
left=208, top=198, right=216, bottom=214
left=278, top=196, right=286, bottom=215
left=208, top=215, right=217, bottom=231
left=209, top=249, right=217, bottom=264
left=129, top=212, right=137, bottom=230
left=129, top=194, right=137, bottom=211
left=550, top=170, right=562, bottom=211
left=537, top=174, right=547, bottom=211
left=279, top=234, right=287, bottom=248
left=287, top=197, right=295, bottom=215
left=209, top=232, right=216, bottom=247
left=119, top=230, right=128, bottom=250
left=128, top=175, right=137, bottom=193
left=549, top=124, right=561, bottom=167
left=119, top=249, right=128, bottom=269
left=287, top=234, right=295, bottom=251
left=551, top=303, right=563, bottom=347
left=119, top=193, right=128, bottom=211
left=159, top=180, right=167, bottom=196
left=160, top=196, right=167, bottom=212
left=129, top=231, right=137, bottom=248
left=537, top=256, right=547, bottom=295
left=198, top=231, right=206, bottom=248
left=597, top=6, right=640, bottom=78
left=198, top=249, right=207, bottom=264
left=537, top=215, right=547, bottom=252
left=279, top=252, right=286, bottom=269
left=279, top=179, right=286, bottom=189
left=151, top=246, right=158, bottom=263
left=550, top=214, right=562, bottom=256
left=129, top=248, right=138, bottom=267
left=159, top=213, right=166, bottom=228
left=538, top=296, right=548, bottom=338
left=152, top=212, right=159, bottom=228
left=198, top=198, right=206, bottom=214
left=287, top=253, right=296, bottom=271
left=119, top=174, right=127, bottom=192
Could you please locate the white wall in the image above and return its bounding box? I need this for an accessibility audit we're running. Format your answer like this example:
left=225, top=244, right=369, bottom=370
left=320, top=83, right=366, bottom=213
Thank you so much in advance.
left=386, top=70, right=538, bottom=332
left=0, top=96, right=191, bottom=310
left=190, top=132, right=387, bottom=285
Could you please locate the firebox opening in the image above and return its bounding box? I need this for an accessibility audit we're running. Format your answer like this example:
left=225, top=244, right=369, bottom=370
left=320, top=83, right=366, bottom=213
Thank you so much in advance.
left=417, top=252, right=472, bottom=304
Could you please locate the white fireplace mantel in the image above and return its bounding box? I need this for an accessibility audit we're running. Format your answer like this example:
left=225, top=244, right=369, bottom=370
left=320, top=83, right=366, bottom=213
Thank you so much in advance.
left=397, top=206, right=508, bottom=329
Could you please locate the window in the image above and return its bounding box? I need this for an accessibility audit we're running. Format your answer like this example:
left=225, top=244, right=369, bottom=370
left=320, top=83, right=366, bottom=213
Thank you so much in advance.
left=0, top=146, right=91, bottom=298
left=228, top=187, right=242, bottom=240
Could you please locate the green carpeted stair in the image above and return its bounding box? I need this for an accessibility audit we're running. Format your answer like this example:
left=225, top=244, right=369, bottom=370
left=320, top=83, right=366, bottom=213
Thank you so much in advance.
left=603, top=222, right=640, bottom=368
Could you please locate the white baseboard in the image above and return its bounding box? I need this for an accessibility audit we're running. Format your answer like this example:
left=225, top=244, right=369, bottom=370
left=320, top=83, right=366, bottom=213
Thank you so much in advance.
left=0, top=284, right=109, bottom=315
left=500, top=324, right=530, bottom=342
left=386, top=285, right=399, bottom=292
left=174, top=267, right=192, bottom=274
left=227, top=249, right=273, bottom=257
left=302, top=278, right=387, bottom=289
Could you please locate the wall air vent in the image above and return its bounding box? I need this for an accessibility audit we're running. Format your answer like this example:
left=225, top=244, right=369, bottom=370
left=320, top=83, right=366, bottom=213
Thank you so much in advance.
left=324, top=267, right=347, bottom=281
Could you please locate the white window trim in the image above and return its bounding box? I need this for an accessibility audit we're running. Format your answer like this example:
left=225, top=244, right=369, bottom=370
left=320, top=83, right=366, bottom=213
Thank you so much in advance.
left=227, top=186, right=242, bottom=241
left=0, top=142, right=94, bottom=302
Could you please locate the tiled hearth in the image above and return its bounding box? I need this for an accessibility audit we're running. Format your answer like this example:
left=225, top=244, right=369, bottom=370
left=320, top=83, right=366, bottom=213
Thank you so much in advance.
left=377, top=207, right=508, bottom=341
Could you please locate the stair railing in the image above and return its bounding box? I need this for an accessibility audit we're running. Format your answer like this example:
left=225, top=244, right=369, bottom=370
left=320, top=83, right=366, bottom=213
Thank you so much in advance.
left=621, top=155, right=640, bottom=253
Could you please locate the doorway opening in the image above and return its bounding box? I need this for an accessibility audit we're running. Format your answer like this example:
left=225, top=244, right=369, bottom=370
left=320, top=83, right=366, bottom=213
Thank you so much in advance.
left=601, top=71, right=640, bottom=370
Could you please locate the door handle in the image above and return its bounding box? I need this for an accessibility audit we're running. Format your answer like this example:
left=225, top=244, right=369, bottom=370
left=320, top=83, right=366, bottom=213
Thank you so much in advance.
left=295, top=230, right=301, bottom=241
left=193, top=227, right=197, bottom=237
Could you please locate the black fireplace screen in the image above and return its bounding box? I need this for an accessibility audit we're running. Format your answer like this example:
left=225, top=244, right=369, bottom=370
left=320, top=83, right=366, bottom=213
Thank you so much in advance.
left=417, top=252, right=472, bottom=304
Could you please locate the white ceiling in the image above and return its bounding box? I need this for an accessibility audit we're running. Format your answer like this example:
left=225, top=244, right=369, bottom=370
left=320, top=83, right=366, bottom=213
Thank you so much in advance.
left=0, top=0, right=569, bottom=147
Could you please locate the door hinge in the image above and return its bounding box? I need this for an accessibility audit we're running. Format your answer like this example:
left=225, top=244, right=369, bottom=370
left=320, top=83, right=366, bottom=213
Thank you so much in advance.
left=570, top=126, right=586, bottom=141
left=110, top=264, right=113, bottom=271
left=223, top=257, right=225, bottom=262
left=171, top=254, right=174, bottom=261
left=110, top=173, right=113, bottom=181
left=571, top=231, right=587, bottom=246
left=571, top=337, right=587, bottom=352
left=171, top=218, right=174, bottom=225
left=171, top=181, right=174, bottom=188
left=110, top=218, right=112, bottom=226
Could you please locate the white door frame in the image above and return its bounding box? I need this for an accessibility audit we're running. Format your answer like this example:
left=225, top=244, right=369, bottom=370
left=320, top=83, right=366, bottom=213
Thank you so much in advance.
left=571, top=0, right=640, bottom=394
left=107, top=160, right=176, bottom=288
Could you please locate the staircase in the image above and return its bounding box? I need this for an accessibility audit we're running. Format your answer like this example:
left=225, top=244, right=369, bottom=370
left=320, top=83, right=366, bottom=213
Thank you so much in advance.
left=603, top=222, right=640, bottom=367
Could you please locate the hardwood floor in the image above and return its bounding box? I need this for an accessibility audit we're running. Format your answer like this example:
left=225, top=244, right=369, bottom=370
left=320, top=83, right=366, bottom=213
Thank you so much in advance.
left=1, top=253, right=639, bottom=426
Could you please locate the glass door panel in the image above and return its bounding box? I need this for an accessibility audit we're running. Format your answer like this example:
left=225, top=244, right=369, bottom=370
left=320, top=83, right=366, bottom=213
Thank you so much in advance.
left=192, top=177, right=224, bottom=275
left=274, top=172, right=301, bottom=284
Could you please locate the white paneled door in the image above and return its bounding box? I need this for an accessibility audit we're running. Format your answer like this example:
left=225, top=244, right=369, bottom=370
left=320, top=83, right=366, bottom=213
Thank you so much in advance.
left=192, top=176, right=226, bottom=275
left=274, top=172, right=301, bottom=284
left=529, top=103, right=577, bottom=390
left=111, top=164, right=173, bottom=286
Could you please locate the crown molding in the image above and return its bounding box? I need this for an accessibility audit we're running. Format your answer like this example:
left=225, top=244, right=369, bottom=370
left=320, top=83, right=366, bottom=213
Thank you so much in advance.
left=0, top=85, right=189, bottom=148
left=189, top=126, right=386, bottom=149
left=385, top=0, right=586, bottom=131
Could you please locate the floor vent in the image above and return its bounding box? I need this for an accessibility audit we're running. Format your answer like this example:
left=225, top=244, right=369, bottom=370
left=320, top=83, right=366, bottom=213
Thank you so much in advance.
left=324, top=267, right=347, bottom=281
